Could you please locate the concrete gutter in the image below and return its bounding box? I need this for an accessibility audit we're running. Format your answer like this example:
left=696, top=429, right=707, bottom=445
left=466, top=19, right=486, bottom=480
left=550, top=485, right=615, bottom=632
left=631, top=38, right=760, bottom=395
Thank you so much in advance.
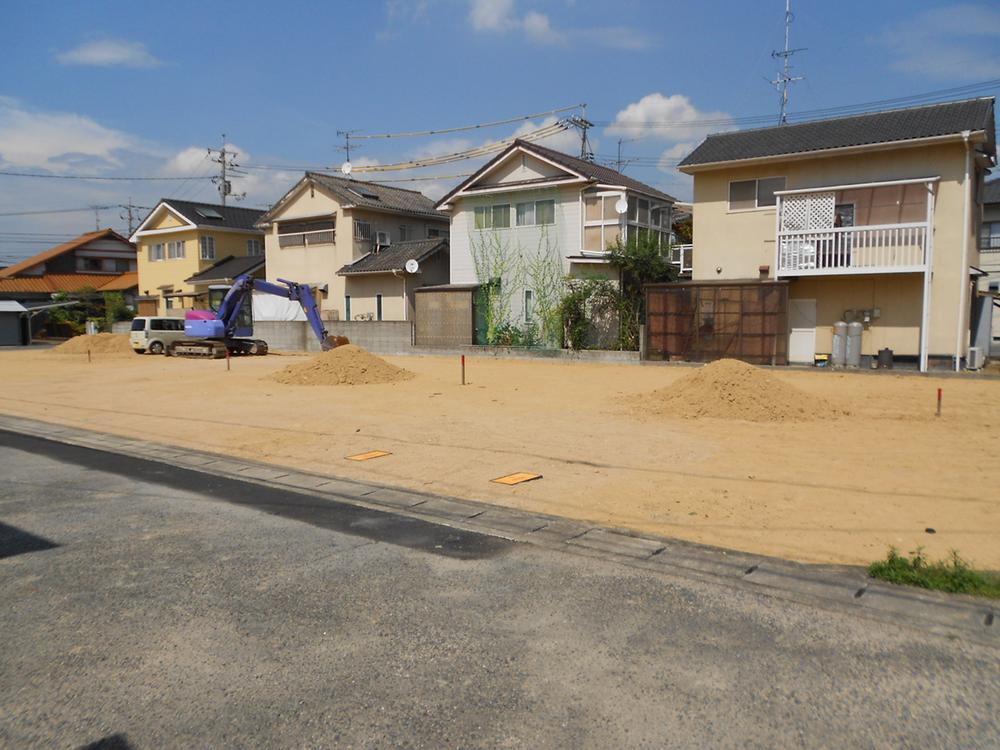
left=0, top=413, right=995, bottom=647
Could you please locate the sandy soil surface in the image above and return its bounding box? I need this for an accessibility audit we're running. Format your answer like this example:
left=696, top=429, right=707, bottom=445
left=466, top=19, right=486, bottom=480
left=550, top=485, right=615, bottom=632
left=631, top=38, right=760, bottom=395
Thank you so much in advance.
left=1, top=347, right=998, bottom=568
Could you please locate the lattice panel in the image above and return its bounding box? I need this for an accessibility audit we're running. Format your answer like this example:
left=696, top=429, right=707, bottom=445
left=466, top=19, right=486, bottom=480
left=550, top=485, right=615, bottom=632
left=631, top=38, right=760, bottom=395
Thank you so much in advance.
left=780, top=192, right=835, bottom=231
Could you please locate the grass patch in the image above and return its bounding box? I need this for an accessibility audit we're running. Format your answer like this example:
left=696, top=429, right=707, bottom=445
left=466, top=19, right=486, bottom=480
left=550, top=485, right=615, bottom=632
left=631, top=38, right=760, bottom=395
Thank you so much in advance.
left=868, top=548, right=1000, bottom=599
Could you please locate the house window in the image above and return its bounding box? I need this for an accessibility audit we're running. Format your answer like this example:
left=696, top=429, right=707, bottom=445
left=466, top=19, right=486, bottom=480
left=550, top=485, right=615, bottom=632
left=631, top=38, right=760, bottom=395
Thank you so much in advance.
left=167, top=240, right=185, bottom=259
left=354, top=220, right=372, bottom=241
left=399, top=225, right=408, bottom=241
left=427, top=227, right=446, bottom=238
left=149, top=243, right=165, bottom=262
left=246, top=239, right=262, bottom=256
left=82, top=258, right=102, bottom=271
left=199, top=236, right=216, bottom=260
left=115, top=259, right=130, bottom=272
left=278, top=218, right=335, bottom=247
left=729, top=177, right=786, bottom=210
left=524, top=289, right=534, bottom=323
left=514, top=200, right=555, bottom=227
left=535, top=200, right=555, bottom=225
left=474, top=204, right=511, bottom=229
left=982, top=221, right=1000, bottom=251
left=345, top=295, right=351, bottom=321
left=376, top=293, right=383, bottom=321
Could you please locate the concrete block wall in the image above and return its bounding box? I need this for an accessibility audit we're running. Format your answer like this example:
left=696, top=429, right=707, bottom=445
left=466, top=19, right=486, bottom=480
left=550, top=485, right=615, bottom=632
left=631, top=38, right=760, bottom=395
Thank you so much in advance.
left=252, top=320, right=413, bottom=354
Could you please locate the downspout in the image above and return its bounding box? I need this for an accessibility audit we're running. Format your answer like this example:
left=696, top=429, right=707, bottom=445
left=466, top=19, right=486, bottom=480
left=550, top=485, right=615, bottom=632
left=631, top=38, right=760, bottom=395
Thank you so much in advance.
left=956, top=131, right=973, bottom=371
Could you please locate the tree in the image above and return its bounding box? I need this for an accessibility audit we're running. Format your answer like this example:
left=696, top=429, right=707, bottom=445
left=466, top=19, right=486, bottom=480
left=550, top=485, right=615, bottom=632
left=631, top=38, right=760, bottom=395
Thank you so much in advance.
left=103, top=292, right=134, bottom=331
left=607, top=231, right=678, bottom=349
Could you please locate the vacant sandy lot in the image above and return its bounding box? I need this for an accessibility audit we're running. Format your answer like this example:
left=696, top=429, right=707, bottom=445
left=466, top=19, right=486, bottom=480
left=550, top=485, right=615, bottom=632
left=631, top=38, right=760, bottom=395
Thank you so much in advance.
left=2, top=346, right=998, bottom=568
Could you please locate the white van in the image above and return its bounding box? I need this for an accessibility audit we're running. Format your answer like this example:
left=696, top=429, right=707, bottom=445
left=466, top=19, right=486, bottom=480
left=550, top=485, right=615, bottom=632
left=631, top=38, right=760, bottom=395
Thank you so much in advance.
left=129, top=316, right=188, bottom=354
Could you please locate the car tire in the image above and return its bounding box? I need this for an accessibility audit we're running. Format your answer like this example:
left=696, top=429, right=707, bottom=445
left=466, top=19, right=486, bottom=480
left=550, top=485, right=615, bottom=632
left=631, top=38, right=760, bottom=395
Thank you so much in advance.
left=133, top=348, right=146, bottom=355
left=149, top=341, right=164, bottom=355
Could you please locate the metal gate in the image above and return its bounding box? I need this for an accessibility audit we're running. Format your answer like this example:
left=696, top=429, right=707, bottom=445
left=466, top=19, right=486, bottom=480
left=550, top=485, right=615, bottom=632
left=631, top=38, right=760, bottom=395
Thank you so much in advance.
left=644, top=281, right=789, bottom=365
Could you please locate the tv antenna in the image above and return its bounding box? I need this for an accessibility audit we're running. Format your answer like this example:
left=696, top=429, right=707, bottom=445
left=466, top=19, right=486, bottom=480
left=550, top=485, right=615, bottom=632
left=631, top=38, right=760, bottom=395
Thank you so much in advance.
left=770, top=0, right=805, bottom=125
left=336, top=130, right=361, bottom=178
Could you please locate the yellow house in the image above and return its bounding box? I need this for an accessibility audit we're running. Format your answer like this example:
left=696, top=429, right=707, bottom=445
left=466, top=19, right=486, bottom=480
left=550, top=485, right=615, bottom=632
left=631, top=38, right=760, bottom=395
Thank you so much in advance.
left=255, top=172, right=449, bottom=321
left=131, top=199, right=265, bottom=315
left=677, top=97, right=996, bottom=371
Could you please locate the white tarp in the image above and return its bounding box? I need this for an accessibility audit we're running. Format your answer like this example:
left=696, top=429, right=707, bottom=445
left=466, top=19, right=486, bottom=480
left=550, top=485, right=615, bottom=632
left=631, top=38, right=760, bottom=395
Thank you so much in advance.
left=252, top=292, right=306, bottom=321
left=0, top=301, right=28, bottom=313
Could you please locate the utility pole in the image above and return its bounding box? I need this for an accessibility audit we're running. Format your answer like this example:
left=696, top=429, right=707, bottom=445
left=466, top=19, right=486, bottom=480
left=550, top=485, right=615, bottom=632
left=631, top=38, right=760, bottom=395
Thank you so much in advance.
left=566, top=104, right=594, bottom=161
left=770, top=0, right=805, bottom=125
left=207, top=134, right=245, bottom=206
left=92, top=206, right=101, bottom=230
left=119, top=198, right=139, bottom=235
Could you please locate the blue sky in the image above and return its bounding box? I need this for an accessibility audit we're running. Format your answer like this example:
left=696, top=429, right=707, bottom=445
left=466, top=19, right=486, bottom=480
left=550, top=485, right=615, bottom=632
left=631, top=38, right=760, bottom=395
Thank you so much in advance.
left=2, top=0, right=999, bottom=264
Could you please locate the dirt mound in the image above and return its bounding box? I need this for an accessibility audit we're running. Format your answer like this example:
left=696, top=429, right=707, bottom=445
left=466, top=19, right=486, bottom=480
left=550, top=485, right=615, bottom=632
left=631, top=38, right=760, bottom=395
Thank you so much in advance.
left=269, top=344, right=414, bottom=386
left=52, top=333, right=134, bottom=355
left=639, top=358, right=838, bottom=422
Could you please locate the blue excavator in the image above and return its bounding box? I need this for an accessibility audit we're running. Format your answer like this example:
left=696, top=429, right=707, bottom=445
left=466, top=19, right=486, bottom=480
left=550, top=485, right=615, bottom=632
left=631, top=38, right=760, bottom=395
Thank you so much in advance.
left=168, top=274, right=343, bottom=358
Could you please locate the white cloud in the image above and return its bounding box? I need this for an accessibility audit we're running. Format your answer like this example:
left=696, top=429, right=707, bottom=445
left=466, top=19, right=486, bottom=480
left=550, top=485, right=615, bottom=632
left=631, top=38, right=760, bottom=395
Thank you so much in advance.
left=0, top=96, right=146, bottom=173
left=470, top=0, right=516, bottom=31
left=162, top=146, right=210, bottom=176
left=879, top=4, right=1000, bottom=80
left=606, top=93, right=734, bottom=142
left=468, top=0, right=650, bottom=49
left=56, top=38, right=162, bottom=68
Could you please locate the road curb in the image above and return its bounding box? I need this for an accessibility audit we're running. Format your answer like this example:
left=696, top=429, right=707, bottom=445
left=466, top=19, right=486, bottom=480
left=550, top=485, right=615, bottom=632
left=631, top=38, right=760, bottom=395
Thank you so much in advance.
left=1, top=413, right=996, bottom=646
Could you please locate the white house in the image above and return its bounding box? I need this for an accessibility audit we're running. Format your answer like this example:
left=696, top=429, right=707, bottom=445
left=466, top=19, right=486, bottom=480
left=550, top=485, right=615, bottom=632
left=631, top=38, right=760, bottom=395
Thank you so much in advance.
left=435, top=140, right=678, bottom=327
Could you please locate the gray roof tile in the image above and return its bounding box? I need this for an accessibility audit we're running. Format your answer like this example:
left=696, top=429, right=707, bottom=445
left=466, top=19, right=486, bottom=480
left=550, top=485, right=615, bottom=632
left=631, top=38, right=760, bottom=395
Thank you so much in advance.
left=160, top=199, right=266, bottom=231
left=984, top=179, right=1000, bottom=205
left=306, top=173, right=445, bottom=220
left=338, top=238, right=447, bottom=275
left=185, top=254, right=265, bottom=284
left=679, top=97, right=996, bottom=168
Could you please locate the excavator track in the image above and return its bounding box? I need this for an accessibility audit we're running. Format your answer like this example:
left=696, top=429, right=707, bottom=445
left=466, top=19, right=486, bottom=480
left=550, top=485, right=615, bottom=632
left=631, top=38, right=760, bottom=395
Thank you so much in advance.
left=167, top=340, right=228, bottom=359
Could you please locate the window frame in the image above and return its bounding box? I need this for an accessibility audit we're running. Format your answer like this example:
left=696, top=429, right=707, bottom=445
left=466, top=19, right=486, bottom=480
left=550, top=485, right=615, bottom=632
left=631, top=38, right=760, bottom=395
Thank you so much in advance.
left=474, top=203, right=512, bottom=230
left=199, top=236, right=216, bottom=261
left=167, top=240, right=185, bottom=260
left=149, top=242, right=165, bottom=262
left=353, top=220, right=372, bottom=241
left=727, top=176, right=786, bottom=213
left=246, top=239, right=262, bottom=256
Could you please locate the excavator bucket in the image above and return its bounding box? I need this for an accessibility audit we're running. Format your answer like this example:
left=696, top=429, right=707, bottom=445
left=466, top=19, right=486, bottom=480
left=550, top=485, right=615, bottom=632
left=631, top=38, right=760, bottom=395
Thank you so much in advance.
left=323, top=335, right=350, bottom=351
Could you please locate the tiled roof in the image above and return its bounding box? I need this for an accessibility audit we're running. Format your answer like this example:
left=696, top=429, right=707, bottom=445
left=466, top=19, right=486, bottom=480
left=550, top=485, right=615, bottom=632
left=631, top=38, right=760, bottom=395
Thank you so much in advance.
left=984, top=179, right=1000, bottom=205
left=679, top=97, right=996, bottom=168
left=97, top=272, right=139, bottom=291
left=436, top=140, right=678, bottom=208
left=186, top=254, right=265, bottom=284
left=338, top=238, right=447, bottom=275
left=154, top=199, right=266, bottom=231
left=304, top=173, right=445, bottom=220
left=520, top=141, right=678, bottom=202
left=0, top=273, right=137, bottom=294
left=0, top=228, right=133, bottom=278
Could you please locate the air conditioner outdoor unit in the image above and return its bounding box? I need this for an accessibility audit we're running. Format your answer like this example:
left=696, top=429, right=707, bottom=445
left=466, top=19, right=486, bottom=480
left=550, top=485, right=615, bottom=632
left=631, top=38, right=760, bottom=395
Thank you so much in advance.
left=967, top=346, right=985, bottom=370
left=375, top=231, right=391, bottom=247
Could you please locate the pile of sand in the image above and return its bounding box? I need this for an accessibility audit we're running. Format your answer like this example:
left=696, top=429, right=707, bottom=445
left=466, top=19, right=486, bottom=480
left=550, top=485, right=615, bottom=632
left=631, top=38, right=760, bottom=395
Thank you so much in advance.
left=638, top=358, right=838, bottom=422
left=269, top=344, right=414, bottom=386
left=52, top=333, right=134, bottom=355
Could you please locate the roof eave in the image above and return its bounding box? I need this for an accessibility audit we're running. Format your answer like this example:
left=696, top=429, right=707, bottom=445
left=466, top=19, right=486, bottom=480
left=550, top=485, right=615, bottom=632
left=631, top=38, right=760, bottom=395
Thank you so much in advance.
left=678, top=131, right=989, bottom=174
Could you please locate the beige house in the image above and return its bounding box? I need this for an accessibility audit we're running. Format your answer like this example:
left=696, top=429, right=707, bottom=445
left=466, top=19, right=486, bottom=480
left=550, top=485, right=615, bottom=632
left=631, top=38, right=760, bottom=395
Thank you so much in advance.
left=255, top=172, right=449, bottom=321
left=677, top=97, right=997, bottom=371
left=979, top=179, right=1000, bottom=354
left=131, top=200, right=265, bottom=315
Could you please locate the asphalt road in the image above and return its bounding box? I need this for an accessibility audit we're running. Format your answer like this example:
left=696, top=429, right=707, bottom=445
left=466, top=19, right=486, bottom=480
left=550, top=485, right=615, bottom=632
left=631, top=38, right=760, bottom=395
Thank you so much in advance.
left=1, top=433, right=998, bottom=749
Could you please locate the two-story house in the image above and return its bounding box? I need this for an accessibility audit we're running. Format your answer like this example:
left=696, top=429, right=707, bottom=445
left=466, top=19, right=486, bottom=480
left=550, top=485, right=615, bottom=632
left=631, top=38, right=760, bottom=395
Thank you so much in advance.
left=0, top=228, right=138, bottom=305
left=676, top=97, right=996, bottom=371
left=255, top=172, right=449, bottom=321
left=435, top=139, right=678, bottom=329
left=980, top=179, right=1000, bottom=355
left=131, top=199, right=266, bottom=315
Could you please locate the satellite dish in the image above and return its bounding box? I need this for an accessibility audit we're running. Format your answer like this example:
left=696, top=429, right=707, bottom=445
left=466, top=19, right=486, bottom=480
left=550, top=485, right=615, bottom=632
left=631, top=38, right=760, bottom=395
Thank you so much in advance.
left=615, top=195, right=628, bottom=214
left=404, top=258, right=419, bottom=274
left=341, top=161, right=352, bottom=176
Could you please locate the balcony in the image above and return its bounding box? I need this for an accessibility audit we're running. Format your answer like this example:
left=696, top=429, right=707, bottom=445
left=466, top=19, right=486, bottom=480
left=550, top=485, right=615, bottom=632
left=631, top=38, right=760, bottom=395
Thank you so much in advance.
left=666, top=243, right=693, bottom=276
left=980, top=234, right=1000, bottom=253
left=774, top=176, right=937, bottom=278
left=777, top=223, right=928, bottom=276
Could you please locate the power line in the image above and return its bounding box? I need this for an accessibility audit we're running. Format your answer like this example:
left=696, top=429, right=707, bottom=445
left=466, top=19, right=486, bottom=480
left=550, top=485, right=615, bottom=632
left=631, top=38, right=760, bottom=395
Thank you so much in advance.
left=349, top=104, right=585, bottom=140
left=0, top=170, right=213, bottom=181
left=0, top=206, right=116, bottom=218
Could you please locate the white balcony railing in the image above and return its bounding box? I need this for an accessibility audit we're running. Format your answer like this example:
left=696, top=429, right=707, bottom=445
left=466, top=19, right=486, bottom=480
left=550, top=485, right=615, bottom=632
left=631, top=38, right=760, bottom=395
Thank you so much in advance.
left=667, top=243, right=693, bottom=275
left=777, top=223, right=928, bottom=276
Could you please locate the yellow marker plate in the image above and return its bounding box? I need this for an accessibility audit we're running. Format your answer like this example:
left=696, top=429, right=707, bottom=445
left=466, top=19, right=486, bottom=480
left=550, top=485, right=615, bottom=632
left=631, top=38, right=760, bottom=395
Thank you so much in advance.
left=346, top=450, right=391, bottom=461
left=491, top=472, right=542, bottom=486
